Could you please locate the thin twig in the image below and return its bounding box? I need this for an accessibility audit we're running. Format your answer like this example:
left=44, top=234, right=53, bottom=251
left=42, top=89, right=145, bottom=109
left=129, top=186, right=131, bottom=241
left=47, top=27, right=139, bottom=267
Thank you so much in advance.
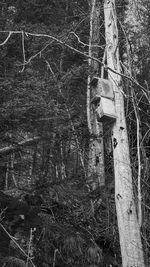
left=53, top=249, right=58, bottom=267
left=70, top=31, right=105, bottom=49
left=20, top=31, right=26, bottom=72
left=140, top=129, right=150, bottom=146
left=20, top=40, right=54, bottom=67
left=10, top=153, right=17, bottom=187
left=131, top=90, right=142, bottom=227
left=0, top=30, right=149, bottom=96
left=0, top=32, right=12, bottom=46
left=26, top=228, right=35, bottom=267
left=101, top=47, right=106, bottom=78
left=0, top=136, right=40, bottom=155
left=24, top=31, right=150, bottom=96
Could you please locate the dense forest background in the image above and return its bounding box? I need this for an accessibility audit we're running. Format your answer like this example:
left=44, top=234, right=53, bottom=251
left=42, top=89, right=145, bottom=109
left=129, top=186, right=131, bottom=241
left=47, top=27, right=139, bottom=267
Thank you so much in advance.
left=0, top=0, right=150, bottom=266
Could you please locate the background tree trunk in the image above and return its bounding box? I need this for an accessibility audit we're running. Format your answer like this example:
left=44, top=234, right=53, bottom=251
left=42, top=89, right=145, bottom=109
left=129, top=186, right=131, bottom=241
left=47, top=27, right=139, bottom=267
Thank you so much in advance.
left=87, top=0, right=105, bottom=190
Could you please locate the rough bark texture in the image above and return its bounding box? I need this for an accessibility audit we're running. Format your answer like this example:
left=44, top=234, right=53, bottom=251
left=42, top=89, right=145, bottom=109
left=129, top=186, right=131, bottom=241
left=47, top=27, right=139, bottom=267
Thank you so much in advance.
left=87, top=0, right=105, bottom=190
left=104, top=0, right=145, bottom=266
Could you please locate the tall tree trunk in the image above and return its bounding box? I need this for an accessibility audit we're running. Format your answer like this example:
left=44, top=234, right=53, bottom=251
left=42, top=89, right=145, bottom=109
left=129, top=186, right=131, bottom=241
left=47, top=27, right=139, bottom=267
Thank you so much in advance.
left=104, top=0, right=145, bottom=266
left=87, top=0, right=105, bottom=190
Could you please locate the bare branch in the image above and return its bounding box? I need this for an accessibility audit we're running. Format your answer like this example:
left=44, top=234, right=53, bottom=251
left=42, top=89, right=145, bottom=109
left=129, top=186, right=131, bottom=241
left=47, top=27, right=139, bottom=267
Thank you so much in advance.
left=53, top=249, right=58, bottom=267
left=132, top=90, right=142, bottom=227
left=10, top=153, right=18, bottom=187
left=26, top=228, right=35, bottom=267
left=0, top=136, right=40, bottom=155
left=24, top=31, right=150, bottom=94
left=0, top=32, right=12, bottom=46
left=101, top=47, right=106, bottom=78
left=45, top=59, right=55, bottom=77
left=19, top=40, right=54, bottom=67
left=20, top=31, right=26, bottom=72
left=70, top=31, right=105, bottom=49
left=0, top=30, right=149, bottom=96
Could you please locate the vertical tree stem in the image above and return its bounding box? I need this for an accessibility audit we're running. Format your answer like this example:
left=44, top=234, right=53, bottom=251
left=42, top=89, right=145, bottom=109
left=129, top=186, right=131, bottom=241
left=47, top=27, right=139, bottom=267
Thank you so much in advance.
left=132, top=90, right=142, bottom=227
left=87, top=0, right=96, bottom=134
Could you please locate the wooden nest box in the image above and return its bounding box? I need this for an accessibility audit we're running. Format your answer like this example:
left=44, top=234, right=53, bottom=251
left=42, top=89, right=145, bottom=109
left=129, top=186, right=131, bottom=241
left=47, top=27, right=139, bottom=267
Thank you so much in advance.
left=91, top=77, right=117, bottom=123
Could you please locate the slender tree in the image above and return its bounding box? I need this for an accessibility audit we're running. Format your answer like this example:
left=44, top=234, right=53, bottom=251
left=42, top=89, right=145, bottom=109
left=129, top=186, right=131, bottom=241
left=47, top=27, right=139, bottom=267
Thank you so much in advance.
left=104, top=0, right=145, bottom=266
left=87, top=0, right=105, bottom=190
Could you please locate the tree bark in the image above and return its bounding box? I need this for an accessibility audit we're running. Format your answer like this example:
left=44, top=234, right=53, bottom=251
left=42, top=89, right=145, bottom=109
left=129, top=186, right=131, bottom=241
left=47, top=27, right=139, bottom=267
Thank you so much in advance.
left=87, top=0, right=105, bottom=190
left=104, top=0, right=145, bottom=266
